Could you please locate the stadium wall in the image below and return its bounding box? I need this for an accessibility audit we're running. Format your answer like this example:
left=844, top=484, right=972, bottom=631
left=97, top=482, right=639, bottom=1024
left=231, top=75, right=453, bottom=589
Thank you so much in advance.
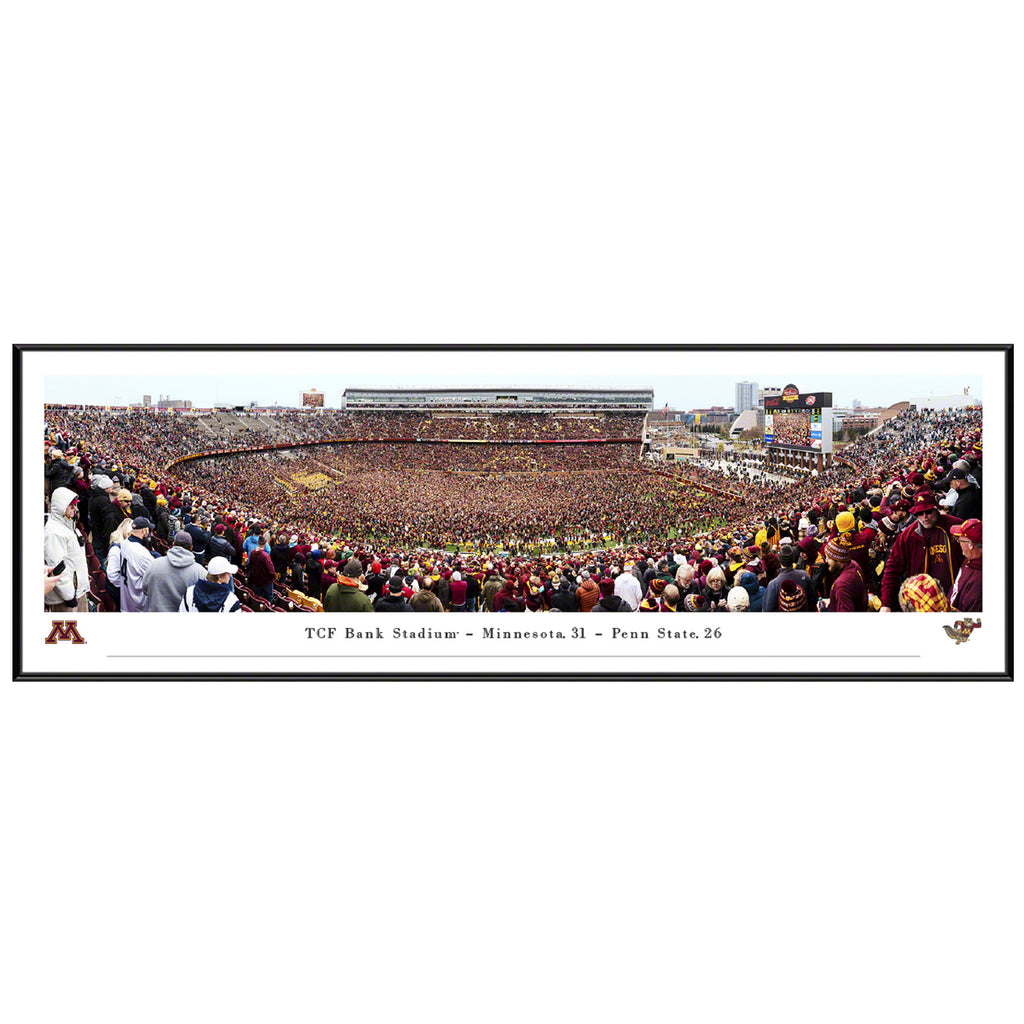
left=163, top=436, right=642, bottom=472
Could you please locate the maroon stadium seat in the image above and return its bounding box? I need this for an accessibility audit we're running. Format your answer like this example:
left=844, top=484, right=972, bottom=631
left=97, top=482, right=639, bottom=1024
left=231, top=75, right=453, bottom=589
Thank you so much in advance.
left=89, top=570, right=117, bottom=612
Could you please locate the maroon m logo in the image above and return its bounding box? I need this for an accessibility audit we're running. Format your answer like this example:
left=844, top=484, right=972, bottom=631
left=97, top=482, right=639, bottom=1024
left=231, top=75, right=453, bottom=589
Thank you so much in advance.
left=45, top=620, right=86, bottom=645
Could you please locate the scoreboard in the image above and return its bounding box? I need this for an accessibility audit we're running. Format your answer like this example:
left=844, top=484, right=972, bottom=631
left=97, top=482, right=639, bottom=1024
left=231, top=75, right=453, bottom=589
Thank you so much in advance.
left=763, top=386, right=833, bottom=454
left=302, top=390, right=324, bottom=407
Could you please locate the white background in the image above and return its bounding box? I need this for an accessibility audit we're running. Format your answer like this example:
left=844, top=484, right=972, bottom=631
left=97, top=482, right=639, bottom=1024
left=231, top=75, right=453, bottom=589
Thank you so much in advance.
left=2, top=3, right=1020, bottom=1023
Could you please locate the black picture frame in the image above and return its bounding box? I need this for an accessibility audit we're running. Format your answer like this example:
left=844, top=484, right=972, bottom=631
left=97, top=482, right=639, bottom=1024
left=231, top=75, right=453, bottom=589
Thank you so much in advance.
left=15, top=343, right=1013, bottom=682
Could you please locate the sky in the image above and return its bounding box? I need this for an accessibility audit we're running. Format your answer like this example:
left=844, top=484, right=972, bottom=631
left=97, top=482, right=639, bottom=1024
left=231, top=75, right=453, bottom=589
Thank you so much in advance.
left=45, top=373, right=983, bottom=410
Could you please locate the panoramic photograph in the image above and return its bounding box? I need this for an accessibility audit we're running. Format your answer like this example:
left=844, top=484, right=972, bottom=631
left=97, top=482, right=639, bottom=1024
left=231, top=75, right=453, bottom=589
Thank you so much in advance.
left=42, top=369, right=985, bottom=618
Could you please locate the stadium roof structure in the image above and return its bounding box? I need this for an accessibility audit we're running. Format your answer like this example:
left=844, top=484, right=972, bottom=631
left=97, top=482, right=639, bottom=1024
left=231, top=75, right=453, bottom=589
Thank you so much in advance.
left=341, top=387, right=654, bottom=395
left=341, top=386, right=655, bottom=411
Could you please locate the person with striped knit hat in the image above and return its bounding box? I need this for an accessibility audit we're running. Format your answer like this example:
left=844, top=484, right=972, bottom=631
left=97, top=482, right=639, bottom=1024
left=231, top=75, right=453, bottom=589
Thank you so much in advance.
left=821, top=536, right=867, bottom=612
left=777, top=579, right=808, bottom=612
left=638, top=578, right=669, bottom=612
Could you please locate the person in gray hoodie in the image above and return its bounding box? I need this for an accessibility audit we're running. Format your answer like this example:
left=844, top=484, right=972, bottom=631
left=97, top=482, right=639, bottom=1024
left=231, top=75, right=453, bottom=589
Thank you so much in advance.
left=142, top=531, right=206, bottom=612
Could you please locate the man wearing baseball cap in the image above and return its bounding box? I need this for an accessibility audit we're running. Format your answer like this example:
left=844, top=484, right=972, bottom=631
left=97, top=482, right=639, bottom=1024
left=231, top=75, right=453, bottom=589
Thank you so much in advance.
left=948, top=468, right=982, bottom=522
left=179, top=556, right=241, bottom=612
left=949, top=519, right=982, bottom=612
left=879, top=493, right=963, bottom=612
left=119, top=517, right=156, bottom=612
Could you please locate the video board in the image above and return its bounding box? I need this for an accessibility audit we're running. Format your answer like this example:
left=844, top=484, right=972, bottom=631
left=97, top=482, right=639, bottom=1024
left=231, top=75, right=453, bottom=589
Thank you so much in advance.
left=302, top=391, right=324, bottom=407
left=763, top=386, right=833, bottom=453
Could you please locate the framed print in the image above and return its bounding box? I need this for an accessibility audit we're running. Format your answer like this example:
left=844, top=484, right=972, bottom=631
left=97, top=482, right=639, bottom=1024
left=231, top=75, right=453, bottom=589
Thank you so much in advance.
left=16, top=343, right=1012, bottom=680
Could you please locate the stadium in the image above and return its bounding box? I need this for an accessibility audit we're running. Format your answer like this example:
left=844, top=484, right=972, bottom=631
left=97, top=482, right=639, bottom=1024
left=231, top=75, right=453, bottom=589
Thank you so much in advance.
left=43, top=385, right=984, bottom=615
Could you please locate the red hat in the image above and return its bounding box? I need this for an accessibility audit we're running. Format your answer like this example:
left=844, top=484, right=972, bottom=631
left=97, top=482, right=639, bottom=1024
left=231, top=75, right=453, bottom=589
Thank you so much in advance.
left=950, top=519, right=982, bottom=544
left=371, top=561, right=382, bottom=573
left=798, top=536, right=820, bottom=562
left=599, top=578, right=615, bottom=597
left=910, top=494, right=938, bottom=515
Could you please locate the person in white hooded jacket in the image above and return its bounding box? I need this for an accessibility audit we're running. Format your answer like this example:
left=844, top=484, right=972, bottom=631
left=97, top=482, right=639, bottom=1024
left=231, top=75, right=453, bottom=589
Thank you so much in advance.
left=43, top=487, right=90, bottom=613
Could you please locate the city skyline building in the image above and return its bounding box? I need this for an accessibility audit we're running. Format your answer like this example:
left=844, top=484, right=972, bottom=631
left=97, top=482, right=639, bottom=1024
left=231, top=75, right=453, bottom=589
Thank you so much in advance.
left=735, top=380, right=758, bottom=415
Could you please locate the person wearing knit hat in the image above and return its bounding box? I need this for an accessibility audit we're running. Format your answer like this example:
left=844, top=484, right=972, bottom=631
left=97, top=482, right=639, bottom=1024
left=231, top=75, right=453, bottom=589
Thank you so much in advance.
left=877, top=514, right=901, bottom=539
left=822, top=536, right=867, bottom=612
left=834, top=510, right=856, bottom=535
left=634, top=581, right=667, bottom=610
left=898, top=574, right=951, bottom=613
left=823, top=537, right=851, bottom=566
left=592, top=577, right=633, bottom=612
left=762, top=544, right=814, bottom=612
left=828, top=506, right=879, bottom=594
left=682, top=593, right=705, bottom=612
left=734, top=570, right=765, bottom=611
left=373, top=574, right=414, bottom=612
left=449, top=570, right=468, bottom=611
left=575, top=569, right=601, bottom=613
left=777, top=579, right=808, bottom=612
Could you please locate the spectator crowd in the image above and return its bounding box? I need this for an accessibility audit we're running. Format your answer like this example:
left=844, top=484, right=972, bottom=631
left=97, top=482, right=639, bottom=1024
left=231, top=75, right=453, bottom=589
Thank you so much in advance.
left=42, top=404, right=984, bottom=615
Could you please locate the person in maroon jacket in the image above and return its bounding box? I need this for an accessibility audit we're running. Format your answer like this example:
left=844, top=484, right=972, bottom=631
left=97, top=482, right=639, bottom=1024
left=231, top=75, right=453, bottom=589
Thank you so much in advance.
left=449, top=570, right=469, bottom=611
left=949, top=519, right=982, bottom=612
left=226, top=517, right=246, bottom=569
left=246, top=533, right=277, bottom=603
left=879, top=494, right=962, bottom=612
left=822, top=538, right=867, bottom=613
left=491, top=577, right=519, bottom=613
left=829, top=509, right=880, bottom=592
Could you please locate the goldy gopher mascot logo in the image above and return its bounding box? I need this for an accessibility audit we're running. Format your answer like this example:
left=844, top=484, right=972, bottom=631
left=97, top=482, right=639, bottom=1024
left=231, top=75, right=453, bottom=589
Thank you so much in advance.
left=943, top=618, right=981, bottom=645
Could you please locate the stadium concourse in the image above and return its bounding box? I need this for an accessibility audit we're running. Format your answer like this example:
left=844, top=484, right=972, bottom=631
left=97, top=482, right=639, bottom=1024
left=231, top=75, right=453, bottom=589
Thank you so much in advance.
left=42, top=403, right=983, bottom=614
